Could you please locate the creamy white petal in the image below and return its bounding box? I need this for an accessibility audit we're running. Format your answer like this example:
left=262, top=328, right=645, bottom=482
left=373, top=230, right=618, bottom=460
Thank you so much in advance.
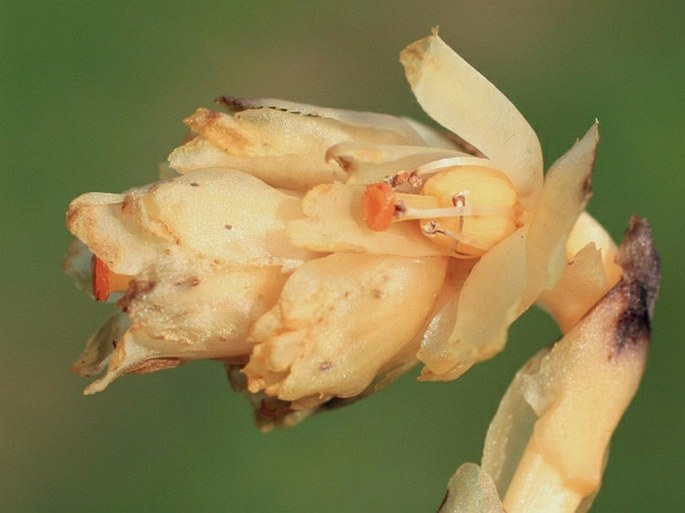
left=537, top=210, right=621, bottom=332
left=123, top=261, right=288, bottom=356
left=129, top=168, right=317, bottom=270
left=401, top=33, right=543, bottom=210
left=220, top=96, right=426, bottom=143
left=66, top=191, right=170, bottom=275
left=417, top=259, right=476, bottom=381
left=418, top=124, right=599, bottom=379
left=536, top=243, right=610, bottom=333
left=80, top=262, right=287, bottom=394
left=179, top=106, right=424, bottom=191
left=566, top=211, right=621, bottom=285
left=521, top=123, right=599, bottom=304
left=168, top=137, right=236, bottom=173
left=244, top=253, right=446, bottom=403
left=169, top=135, right=345, bottom=191
left=419, top=226, right=528, bottom=378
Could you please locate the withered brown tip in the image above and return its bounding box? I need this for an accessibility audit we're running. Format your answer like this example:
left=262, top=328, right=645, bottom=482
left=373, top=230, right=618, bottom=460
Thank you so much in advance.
left=616, top=216, right=661, bottom=320
left=611, top=216, right=661, bottom=353
left=214, top=95, right=248, bottom=112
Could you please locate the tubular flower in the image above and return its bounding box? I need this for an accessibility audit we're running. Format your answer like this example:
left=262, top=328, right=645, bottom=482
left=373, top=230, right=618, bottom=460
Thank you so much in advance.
left=66, top=31, right=621, bottom=427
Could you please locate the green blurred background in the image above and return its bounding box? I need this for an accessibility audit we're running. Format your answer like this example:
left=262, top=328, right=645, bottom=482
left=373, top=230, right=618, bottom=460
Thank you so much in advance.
left=2, top=1, right=683, bottom=511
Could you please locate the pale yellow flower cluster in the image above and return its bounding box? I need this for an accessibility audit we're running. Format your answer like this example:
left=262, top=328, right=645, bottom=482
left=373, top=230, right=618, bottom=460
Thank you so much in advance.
left=65, top=30, right=661, bottom=512
left=65, top=32, right=621, bottom=423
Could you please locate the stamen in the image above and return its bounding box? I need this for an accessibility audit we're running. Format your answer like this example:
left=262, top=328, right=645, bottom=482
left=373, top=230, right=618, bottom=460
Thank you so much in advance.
left=362, top=165, right=520, bottom=257
left=91, top=255, right=133, bottom=301
left=400, top=204, right=516, bottom=221
left=420, top=221, right=493, bottom=257
left=453, top=193, right=466, bottom=232
left=413, top=155, right=492, bottom=177
left=382, top=156, right=493, bottom=192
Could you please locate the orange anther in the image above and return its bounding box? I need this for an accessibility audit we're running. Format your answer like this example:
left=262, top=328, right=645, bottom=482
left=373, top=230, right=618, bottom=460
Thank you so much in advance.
left=91, top=255, right=132, bottom=301
left=361, top=182, right=395, bottom=231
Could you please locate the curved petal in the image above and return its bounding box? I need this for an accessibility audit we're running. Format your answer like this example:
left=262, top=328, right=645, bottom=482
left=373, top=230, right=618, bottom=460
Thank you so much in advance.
left=420, top=124, right=599, bottom=379
left=536, top=244, right=611, bottom=333
left=180, top=106, right=422, bottom=191
left=66, top=191, right=170, bottom=275
left=423, top=225, right=528, bottom=378
left=168, top=137, right=235, bottom=172
left=218, top=96, right=426, bottom=143
left=400, top=32, right=543, bottom=209
left=326, top=141, right=489, bottom=185
left=417, top=259, right=476, bottom=381
left=69, top=169, right=316, bottom=274
left=537, top=211, right=621, bottom=333
left=566, top=211, right=621, bottom=285
left=521, top=123, right=599, bottom=306
left=169, top=136, right=346, bottom=191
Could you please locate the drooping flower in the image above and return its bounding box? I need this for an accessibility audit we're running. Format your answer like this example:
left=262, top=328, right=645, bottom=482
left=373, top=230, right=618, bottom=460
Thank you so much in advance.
left=65, top=31, right=621, bottom=427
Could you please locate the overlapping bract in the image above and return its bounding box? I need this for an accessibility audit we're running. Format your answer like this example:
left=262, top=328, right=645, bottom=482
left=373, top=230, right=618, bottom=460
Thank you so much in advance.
left=65, top=32, right=620, bottom=425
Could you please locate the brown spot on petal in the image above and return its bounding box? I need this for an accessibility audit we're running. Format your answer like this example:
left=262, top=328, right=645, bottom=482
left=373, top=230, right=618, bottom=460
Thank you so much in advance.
left=174, top=276, right=200, bottom=287
left=258, top=398, right=293, bottom=420
left=336, top=156, right=353, bottom=172
left=120, top=195, right=133, bottom=214
left=582, top=174, right=593, bottom=197
left=117, top=279, right=157, bottom=311
left=215, top=95, right=249, bottom=112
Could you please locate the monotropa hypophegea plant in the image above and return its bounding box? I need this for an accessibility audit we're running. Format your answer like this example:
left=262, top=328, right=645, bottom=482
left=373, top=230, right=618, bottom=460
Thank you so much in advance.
left=64, top=30, right=659, bottom=512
